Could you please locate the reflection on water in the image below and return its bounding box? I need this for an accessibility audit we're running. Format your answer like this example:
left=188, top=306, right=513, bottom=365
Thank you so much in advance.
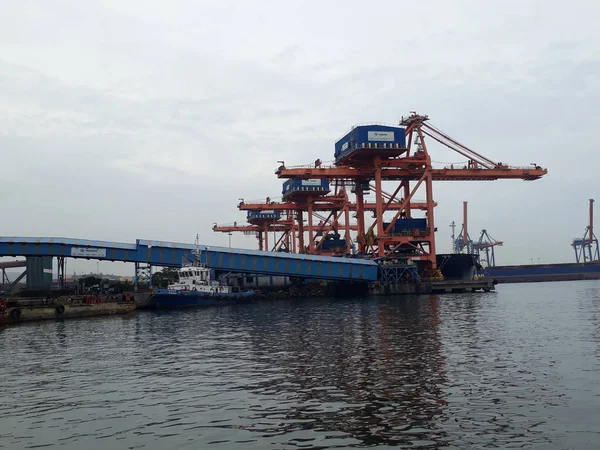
left=2, top=281, right=600, bottom=449
left=237, top=297, right=449, bottom=448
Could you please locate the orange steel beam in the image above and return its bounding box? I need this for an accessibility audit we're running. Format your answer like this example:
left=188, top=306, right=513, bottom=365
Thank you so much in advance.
left=264, top=223, right=268, bottom=250
left=307, top=199, right=314, bottom=252
left=292, top=214, right=297, bottom=253
left=375, top=155, right=384, bottom=241
left=238, top=201, right=432, bottom=211
left=213, top=224, right=293, bottom=232
left=214, top=223, right=359, bottom=232
left=344, top=203, right=351, bottom=254
left=297, top=210, right=305, bottom=250
left=275, top=166, right=547, bottom=181
left=425, top=169, right=436, bottom=263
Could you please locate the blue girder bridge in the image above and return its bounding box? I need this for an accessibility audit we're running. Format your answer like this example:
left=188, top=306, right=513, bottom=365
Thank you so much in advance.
left=0, top=237, right=379, bottom=284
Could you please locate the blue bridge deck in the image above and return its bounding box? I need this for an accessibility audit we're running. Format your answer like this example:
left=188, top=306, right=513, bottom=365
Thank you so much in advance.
left=0, top=237, right=378, bottom=282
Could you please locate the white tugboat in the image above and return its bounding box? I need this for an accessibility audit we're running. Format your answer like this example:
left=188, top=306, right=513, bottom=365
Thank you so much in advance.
left=151, top=236, right=256, bottom=309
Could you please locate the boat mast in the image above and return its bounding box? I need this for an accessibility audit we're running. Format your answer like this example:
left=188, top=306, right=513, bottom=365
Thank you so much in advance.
left=193, top=234, right=201, bottom=266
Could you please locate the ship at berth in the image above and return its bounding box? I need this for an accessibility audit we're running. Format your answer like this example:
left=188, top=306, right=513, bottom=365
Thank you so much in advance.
left=150, top=239, right=256, bottom=310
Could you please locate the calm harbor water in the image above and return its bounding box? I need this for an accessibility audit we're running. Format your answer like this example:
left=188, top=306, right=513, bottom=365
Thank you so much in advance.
left=2, top=281, right=600, bottom=449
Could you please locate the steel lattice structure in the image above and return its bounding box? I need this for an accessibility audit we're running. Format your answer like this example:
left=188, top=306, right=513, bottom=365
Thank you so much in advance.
left=215, top=113, right=547, bottom=273
left=572, top=199, right=600, bottom=263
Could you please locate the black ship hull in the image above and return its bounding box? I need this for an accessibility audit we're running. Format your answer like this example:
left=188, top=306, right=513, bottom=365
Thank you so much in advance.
left=436, top=254, right=480, bottom=280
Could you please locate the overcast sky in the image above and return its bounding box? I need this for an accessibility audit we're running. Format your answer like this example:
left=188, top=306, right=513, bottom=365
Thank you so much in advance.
left=1, top=0, right=599, bottom=275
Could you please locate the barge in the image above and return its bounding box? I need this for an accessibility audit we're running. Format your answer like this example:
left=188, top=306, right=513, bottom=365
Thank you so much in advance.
left=0, top=294, right=137, bottom=326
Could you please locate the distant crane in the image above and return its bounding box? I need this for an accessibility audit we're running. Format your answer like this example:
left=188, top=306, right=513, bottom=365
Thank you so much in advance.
left=473, top=229, right=503, bottom=267
left=454, top=201, right=473, bottom=254
left=218, top=112, right=547, bottom=276
left=572, top=199, right=599, bottom=263
left=453, top=201, right=503, bottom=266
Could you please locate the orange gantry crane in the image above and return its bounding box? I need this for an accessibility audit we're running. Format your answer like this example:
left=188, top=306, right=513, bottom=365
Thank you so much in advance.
left=213, top=198, right=362, bottom=255
left=215, top=192, right=362, bottom=255
left=271, top=113, right=546, bottom=272
left=237, top=185, right=433, bottom=255
left=212, top=208, right=297, bottom=252
left=213, top=112, right=547, bottom=273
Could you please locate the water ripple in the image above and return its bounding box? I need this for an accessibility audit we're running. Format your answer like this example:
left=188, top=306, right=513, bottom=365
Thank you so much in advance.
left=2, top=281, right=600, bottom=448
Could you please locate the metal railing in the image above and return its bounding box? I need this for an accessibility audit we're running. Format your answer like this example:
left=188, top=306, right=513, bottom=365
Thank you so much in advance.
left=435, top=163, right=546, bottom=171
left=240, top=196, right=284, bottom=205
left=280, top=161, right=336, bottom=170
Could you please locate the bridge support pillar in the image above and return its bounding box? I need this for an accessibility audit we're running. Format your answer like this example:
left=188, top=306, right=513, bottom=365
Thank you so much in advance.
left=57, top=257, right=66, bottom=290
left=134, top=263, right=152, bottom=291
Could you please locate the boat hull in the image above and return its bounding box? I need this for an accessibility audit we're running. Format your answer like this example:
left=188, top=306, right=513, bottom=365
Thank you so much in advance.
left=436, top=253, right=479, bottom=280
left=151, top=289, right=256, bottom=310
left=483, top=261, right=600, bottom=283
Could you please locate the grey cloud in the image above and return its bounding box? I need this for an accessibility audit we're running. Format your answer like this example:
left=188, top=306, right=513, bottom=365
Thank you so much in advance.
left=1, top=0, right=599, bottom=273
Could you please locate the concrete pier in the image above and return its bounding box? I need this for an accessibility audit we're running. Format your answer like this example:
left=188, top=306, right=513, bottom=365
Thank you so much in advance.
left=368, top=281, right=431, bottom=296
left=430, top=279, right=496, bottom=293
left=367, top=278, right=496, bottom=296
left=1, top=298, right=136, bottom=326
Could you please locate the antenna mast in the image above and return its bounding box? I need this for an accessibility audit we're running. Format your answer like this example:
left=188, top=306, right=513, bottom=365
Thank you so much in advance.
left=450, top=221, right=456, bottom=253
